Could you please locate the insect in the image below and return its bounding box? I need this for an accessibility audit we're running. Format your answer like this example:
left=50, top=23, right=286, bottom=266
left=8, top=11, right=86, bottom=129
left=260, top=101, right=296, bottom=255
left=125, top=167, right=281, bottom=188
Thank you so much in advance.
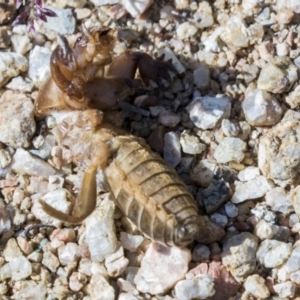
left=36, top=25, right=209, bottom=247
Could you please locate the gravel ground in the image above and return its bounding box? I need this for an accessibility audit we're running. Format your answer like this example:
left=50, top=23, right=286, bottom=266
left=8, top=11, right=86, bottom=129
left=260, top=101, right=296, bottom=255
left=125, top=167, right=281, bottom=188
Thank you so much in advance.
left=1, top=0, right=300, bottom=299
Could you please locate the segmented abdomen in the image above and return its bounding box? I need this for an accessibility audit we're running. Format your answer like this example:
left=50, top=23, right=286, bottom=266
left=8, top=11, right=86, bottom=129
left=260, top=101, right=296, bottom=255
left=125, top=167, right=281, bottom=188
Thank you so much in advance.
left=105, top=136, right=199, bottom=247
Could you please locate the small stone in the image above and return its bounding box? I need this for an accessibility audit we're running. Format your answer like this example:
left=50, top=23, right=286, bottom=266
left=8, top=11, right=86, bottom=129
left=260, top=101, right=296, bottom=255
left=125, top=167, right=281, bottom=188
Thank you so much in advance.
left=163, top=131, right=181, bottom=168
left=238, top=167, right=260, bottom=182
left=256, top=239, right=292, bottom=268
left=187, top=96, right=231, bottom=130
left=277, top=0, right=300, bottom=13
left=232, top=176, right=272, bottom=204
left=254, top=220, right=280, bottom=240
left=105, top=243, right=129, bottom=277
left=159, top=110, right=181, bottom=127
left=3, top=238, right=22, bottom=261
left=242, top=64, right=259, bottom=83
left=134, top=243, right=191, bottom=294
left=193, top=2, right=214, bottom=29
left=89, top=0, right=118, bottom=5
left=189, top=261, right=240, bottom=299
left=85, top=196, right=117, bottom=262
left=242, top=89, right=282, bottom=126
left=9, top=256, right=32, bottom=281
left=0, top=0, right=15, bottom=25
left=273, top=281, right=295, bottom=298
left=11, top=34, right=32, bottom=55
left=265, top=187, right=293, bottom=214
left=192, top=244, right=210, bottom=262
left=5, top=76, right=33, bottom=93
left=16, top=236, right=33, bottom=255
left=74, top=7, right=91, bottom=19
left=121, top=0, right=153, bottom=17
left=28, top=46, right=51, bottom=88
left=244, top=274, right=270, bottom=299
left=190, top=159, right=217, bottom=187
left=193, top=64, right=210, bottom=89
left=225, top=202, right=239, bottom=218
left=0, top=52, right=28, bottom=87
left=69, top=272, right=86, bottom=292
left=257, top=56, right=297, bottom=93
left=12, top=148, right=55, bottom=179
left=201, top=178, right=230, bottom=214
left=222, top=232, right=259, bottom=282
left=58, top=243, right=80, bottom=266
left=285, top=247, right=300, bottom=273
left=174, top=274, right=215, bottom=300
left=180, top=130, right=206, bottom=155
left=176, top=22, right=198, bottom=39
left=120, top=232, right=143, bottom=252
left=42, top=7, right=76, bottom=34
left=27, top=252, right=43, bottom=263
left=0, top=149, right=11, bottom=168
left=214, top=137, right=246, bottom=164
left=221, top=119, right=240, bottom=137
left=221, top=15, right=249, bottom=50
left=211, top=212, right=228, bottom=230
left=88, top=274, right=115, bottom=300
left=42, top=251, right=60, bottom=273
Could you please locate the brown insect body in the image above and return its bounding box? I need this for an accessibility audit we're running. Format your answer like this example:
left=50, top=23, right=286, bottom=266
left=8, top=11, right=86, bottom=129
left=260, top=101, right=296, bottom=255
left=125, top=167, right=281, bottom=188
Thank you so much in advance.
left=37, top=26, right=205, bottom=247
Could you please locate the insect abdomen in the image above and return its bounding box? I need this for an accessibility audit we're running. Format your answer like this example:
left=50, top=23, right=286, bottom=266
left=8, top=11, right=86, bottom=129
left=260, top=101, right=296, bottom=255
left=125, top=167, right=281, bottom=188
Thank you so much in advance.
left=105, top=136, right=200, bottom=246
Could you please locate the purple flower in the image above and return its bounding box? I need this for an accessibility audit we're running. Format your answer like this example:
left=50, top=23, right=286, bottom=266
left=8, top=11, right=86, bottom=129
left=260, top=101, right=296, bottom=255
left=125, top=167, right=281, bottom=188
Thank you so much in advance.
left=13, top=0, right=57, bottom=31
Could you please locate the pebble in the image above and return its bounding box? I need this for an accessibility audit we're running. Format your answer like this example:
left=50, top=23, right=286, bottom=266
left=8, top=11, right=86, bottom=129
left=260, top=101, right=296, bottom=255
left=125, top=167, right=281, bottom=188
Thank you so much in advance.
left=12, top=148, right=56, bottom=179
left=42, top=7, right=76, bottom=34
left=231, top=176, right=272, bottom=204
left=201, top=178, right=230, bottom=213
left=265, top=187, right=293, bottom=214
left=238, top=166, right=260, bottom=182
left=221, top=15, right=249, bottom=50
left=89, top=0, right=118, bottom=6
left=277, top=0, right=300, bottom=13
left=0, top=149, right=11, bottom=168
left=58, top=243, right=79, bottom=266
left=225, top=202, right=239, bottom=218
left=257, top=56, right=298, bottom=93
left=5, top=76, right=33, bottom=92
left=134, top=243, right=191, bottom=294
left=120, top=232, right=143, bottom=252
left=163, top=131, right=181, bottom=168
left=187, top=96, right=231, bottom=130
left=159, top=110, right=181, bottom=127
left=189, top=261, right=240, bottom=299
left=242, top=64, right=259, bottom=83
left=88, top=274, right=115, bottom=300
left=256, top=239, right=292, bottom=268
left=176, top=22, right=198, bottom=40
left=105, top=243, right=129, bottom=277
left=121, top=0, right=153, bottom=17
left=244, top=274, right=270, bottom=299
left=28, top=46, right=51, bottom=88
left=242, top=89, right=283, bottom=126
left=180, top=130, right=205, bottom=155
left=85, top=197, right=117, bottom=262
left=193, top=2, right=214, bottom=29
left=0, top=91, right=36, bottom=148
left=192, top=244, right=210, bottom=262
left=42, top=251, right=60, bottom=273
left=210, top=213, right=228, bottom=228
left=174, top=274, right=215, bottom=300
left=0, top=52, right=28, bottom=87
left=0, top=208, right=11, bottom=235
left=9, top=256, right=32, bottom=281
left=221, top=119, right=240, bottom=137
left=157, top=47, right=185, bottom=74
left=254, top=220, right=279, bottom=240
left=3, top=238, right=22, bottom=261
left=285, top=246, right=300, bottom=273
left=193, top=63, right=210, bottom=89
left=11, top=34, right=32, bottom=55
left=0, top=27, right=10, bottom=48
left=273, top=281, right=295, bottom=298
left=221, top=232, right=259, bottom=282
left=189, top=159, right=217, bottom=187
left=214, top=137, right=246, bottom=164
